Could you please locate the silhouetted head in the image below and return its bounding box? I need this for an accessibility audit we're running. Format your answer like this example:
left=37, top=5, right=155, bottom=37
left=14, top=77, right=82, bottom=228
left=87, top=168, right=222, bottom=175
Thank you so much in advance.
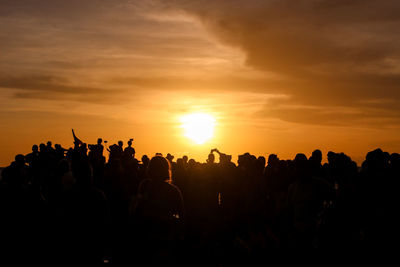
left=147, top=156, right=171, bottom=183
left=207, top=153, right=215, bottom=164
left=166, top=153, right=174, bottom=163
left=118, top=141, right=123, bottom=147
left=32, top=145, right=38, bottom=153
left=311, top=149, right=322, bottom=163
left=39, top=143, right=46, bottom=152
left=366, top=148, right=383, bottom=161
left=237, top=154, right=245, bottom=166
left=268, top=154, right=279, bottom=166
left=188, top=159, right=196, bottom=168
left=294, top=153, right=310, bottom=179
left=294, top=153, right=308, bottom=162
left=141, top=155, right=150, bottom=165
left=182, top=155, right=188, bottom=164
left=327, top=151, right=336, bottom=164
left=177, top=158, right=184, bottom=167
left=364, top=148, right=387, bottom=172
left=128, top=139, right=133, bottom=147
left=97, top=138, right=102, bottom=145
left=15, top=154, right=25, bottom=165
left=47, top=141, right=52, bottom=148
left=257, top=156, right=266, bottom=168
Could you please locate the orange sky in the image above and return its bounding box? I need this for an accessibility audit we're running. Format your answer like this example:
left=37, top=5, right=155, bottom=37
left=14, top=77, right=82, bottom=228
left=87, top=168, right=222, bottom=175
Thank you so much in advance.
left=1, top=0, right=400, bottom=166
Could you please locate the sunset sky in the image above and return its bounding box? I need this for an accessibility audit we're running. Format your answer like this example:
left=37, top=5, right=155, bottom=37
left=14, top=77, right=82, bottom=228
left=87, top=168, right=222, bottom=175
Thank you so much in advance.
left=1, top=0, right=400, bottom=166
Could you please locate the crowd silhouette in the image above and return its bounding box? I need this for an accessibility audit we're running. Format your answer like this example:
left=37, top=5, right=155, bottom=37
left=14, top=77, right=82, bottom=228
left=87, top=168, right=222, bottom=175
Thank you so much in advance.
left=0, top=129, right=399, bottom=263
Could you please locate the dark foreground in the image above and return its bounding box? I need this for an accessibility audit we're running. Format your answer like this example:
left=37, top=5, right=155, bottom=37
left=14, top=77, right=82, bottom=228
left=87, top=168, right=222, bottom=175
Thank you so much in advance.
left=1, top=140, right=399, bottom=264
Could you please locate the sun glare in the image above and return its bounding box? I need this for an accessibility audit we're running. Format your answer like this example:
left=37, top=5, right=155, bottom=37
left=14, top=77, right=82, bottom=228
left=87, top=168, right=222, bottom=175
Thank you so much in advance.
left=180, top=113, right=216, bottom=144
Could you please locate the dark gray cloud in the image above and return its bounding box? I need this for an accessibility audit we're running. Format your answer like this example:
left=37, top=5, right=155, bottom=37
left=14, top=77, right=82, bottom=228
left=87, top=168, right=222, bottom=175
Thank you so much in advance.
left=165, top=0, right=400, bottom=71
left=0, top=73, right=121, bottom=103
left=162, top=0, right=400, bottom=124
left=255, top=96, right=400, bottom=127
left=0, top=0, right=114, bottom=18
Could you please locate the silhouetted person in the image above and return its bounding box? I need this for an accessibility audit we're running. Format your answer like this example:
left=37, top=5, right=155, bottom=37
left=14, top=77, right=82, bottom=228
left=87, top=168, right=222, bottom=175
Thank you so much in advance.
left=46, top=141, right=56, bottom=155
left=108, top=144, right=122, bottom=161
left=25, top=145, right=40, bottom=188
left=89, top=138, right=104, bottom=159
left=166, top=153, right=174, bottom=164
left=310, top=149, right=322, bottom=165
left=25, top=145, right=39, bottom=166
left=1, top=154, right=30, bottom=186
left=207, top=152, right=215, bottom=164
left=89, top=138, right=106, bottom=189
left=309, top=149, right=324, bottom=178
left=287, top=154, right=334, bottom=248
left=182, top=155, right=189, bottom=168
left=130, top=156, right=184, bottom=264
left=97, top=138, right=104, bottom=153
left=55, top=155, right=108, bottom=265
left=3, top=128, right=400, bottom=261
left=138, top=155, right=150, bottom=180
left=123, top=138, right=135, bottom=159
left=118, top=140, right=123, bottom=154
left=54, top=144, right=66, bottom=161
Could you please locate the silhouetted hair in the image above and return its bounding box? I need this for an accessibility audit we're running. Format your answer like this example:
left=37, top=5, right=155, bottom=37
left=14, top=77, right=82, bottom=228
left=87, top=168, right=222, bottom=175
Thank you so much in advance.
left=147, top=156, right=172, bottom=183
left=142, top=155, right=150, bottom=164
left=268, top=154, right=279, bottom=165
left=207, top=153, right=215, bottom=163
left=15, top=154, right=25, bottom=164
left=311, top=149, right=322, bottom=162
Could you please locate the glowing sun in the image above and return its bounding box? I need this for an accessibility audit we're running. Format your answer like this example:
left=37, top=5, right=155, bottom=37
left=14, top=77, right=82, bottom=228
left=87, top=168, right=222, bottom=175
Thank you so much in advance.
left=180, top=113, right=216, bottom=144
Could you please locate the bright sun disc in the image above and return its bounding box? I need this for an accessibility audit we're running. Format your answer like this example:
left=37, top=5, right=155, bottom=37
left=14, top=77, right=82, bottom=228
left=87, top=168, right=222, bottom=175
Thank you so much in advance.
left=180, top=113, right=216, bottom=144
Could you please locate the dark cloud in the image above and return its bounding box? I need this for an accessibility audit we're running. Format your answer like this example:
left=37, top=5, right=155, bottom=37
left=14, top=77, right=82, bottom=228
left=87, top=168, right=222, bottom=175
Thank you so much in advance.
left=0, top=0, right=114, bottom=19
left=0, top=74, right=122, bottom=103
left=163, top=0, right=400, bottom=124
left=165, top=0, right=400, bottom=71
left=255, top=96, right=400, bottom=127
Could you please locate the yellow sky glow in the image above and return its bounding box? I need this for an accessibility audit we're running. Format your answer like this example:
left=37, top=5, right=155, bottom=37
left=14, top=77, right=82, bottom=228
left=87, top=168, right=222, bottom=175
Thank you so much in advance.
left=1, top=1, right=400, bottom=166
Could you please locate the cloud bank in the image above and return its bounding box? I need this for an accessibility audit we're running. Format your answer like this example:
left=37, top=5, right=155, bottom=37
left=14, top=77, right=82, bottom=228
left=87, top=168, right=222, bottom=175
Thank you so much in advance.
left=161, top=0, right=400, bottom=124
left=1, top=0, right=400, bottom=126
